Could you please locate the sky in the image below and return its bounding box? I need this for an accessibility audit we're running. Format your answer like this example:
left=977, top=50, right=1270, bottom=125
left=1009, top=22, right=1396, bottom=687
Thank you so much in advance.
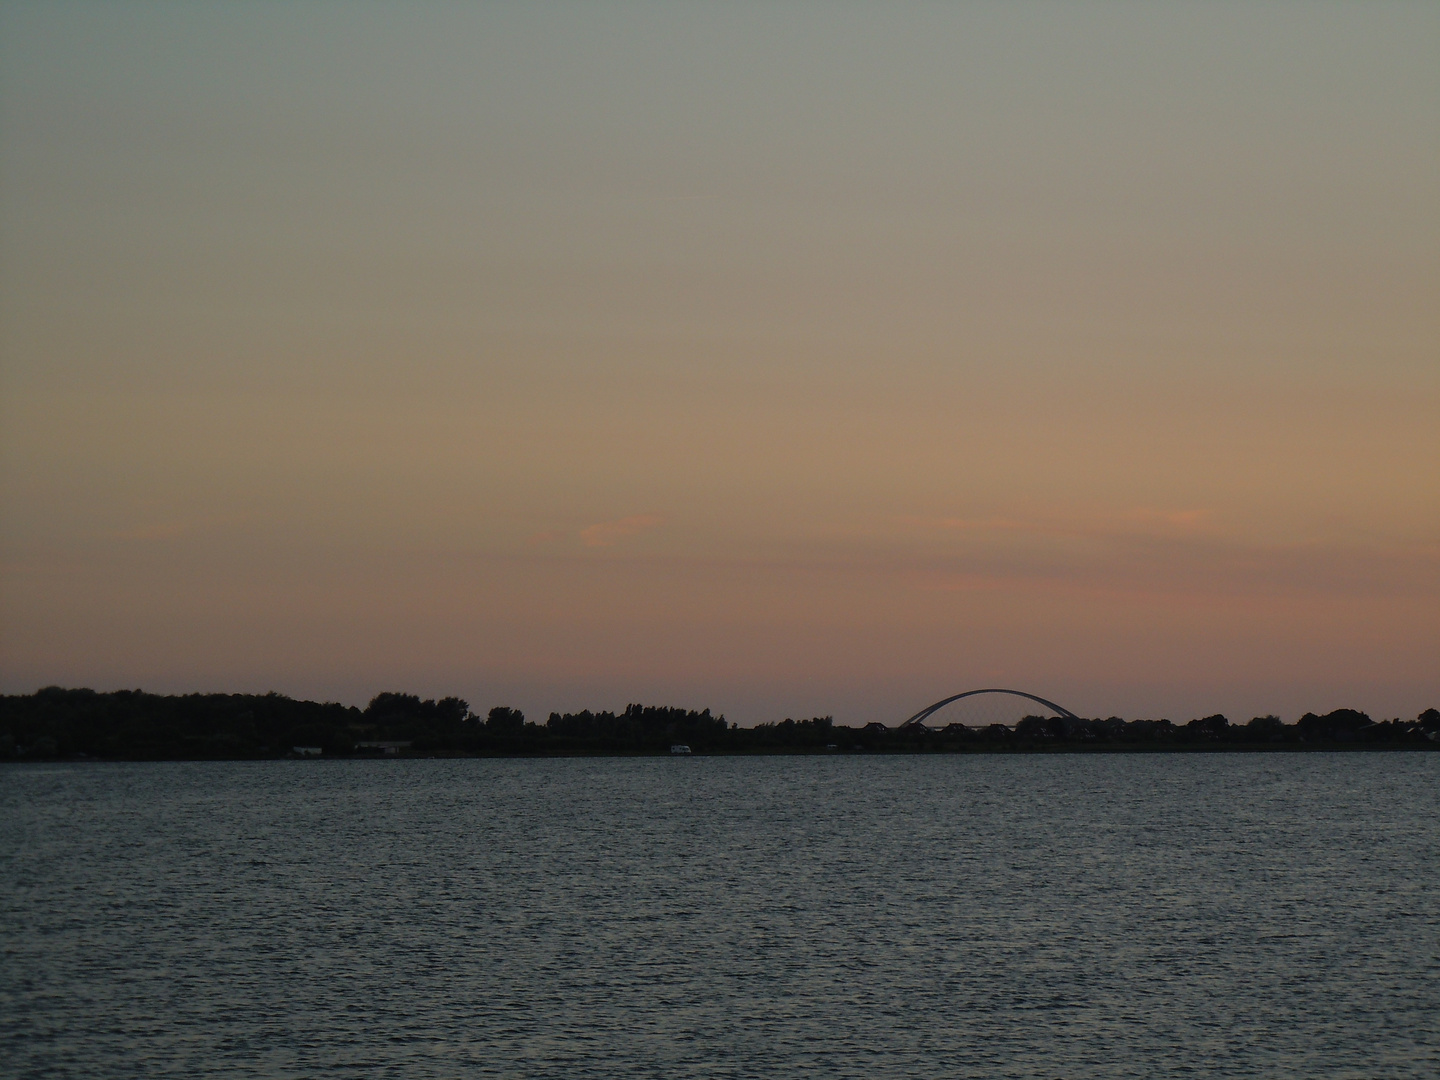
left=1, top=2, right=1436, bottom=725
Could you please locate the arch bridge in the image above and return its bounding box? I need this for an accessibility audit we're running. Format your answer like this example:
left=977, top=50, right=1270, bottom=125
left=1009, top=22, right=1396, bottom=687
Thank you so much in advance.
left=899, top=688, right=1078, bottom=729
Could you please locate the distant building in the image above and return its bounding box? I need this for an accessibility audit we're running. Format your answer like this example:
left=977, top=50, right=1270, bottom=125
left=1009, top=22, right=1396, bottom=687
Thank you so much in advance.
left=356, top=741, right=411, bottom=755
left=863, top=722, right=890, bottom=733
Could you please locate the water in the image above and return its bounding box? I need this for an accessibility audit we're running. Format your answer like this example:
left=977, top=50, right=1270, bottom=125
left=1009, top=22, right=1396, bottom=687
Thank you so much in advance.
left=3, top=754, right=1438, bottom=1078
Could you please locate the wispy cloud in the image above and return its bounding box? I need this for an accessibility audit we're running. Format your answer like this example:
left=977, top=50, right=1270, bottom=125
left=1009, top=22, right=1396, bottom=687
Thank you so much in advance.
left=512, top=525, right=1437, bottom=605
left=578, top=515, right=664, bottom=548
left=905, top=516, right=1027, bottom=533
left=1122, top=508, right=1211, bottom=529
left=780, top=509, right=1435, bottom=603
left=907, top=534, right=1440, bottom=603
left=112, top=514, right=244, bottom=542
left=900, top=508, right=1213, bottom=541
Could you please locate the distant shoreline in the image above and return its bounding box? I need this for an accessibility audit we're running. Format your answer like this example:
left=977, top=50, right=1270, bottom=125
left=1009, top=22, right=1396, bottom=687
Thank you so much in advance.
left=4, top=688, right=1437, bottom=762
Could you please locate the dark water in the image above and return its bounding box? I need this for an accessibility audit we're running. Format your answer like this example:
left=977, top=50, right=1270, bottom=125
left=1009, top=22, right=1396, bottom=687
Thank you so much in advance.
left=3, top=754, right=1438, bottom=1078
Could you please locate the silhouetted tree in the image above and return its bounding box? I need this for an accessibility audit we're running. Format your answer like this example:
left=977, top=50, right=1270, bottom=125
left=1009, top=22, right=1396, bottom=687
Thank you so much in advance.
left=1186, top=714, right=1230, bottom=739
left=1245, top=715, right=1284, bottom=741
left=487, top=706, right=525, bottom=732
left=366, top=692, right=422, bottom=718
left=1297, top=709, right=1371, bottom=741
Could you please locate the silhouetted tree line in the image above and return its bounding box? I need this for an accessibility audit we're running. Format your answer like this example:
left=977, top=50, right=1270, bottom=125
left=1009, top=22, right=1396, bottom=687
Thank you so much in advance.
left=1001, top=708, right=1440, bottom=746
left=0, top=688, right=734, bottom=759
left=545, top=704, right=729, bottom=745
left=1, top=687, right=1437, bottom=759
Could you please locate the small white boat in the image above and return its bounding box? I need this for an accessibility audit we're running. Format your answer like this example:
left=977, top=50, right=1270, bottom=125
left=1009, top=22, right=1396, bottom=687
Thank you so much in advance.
left=670, top=744, right=692, bottom=755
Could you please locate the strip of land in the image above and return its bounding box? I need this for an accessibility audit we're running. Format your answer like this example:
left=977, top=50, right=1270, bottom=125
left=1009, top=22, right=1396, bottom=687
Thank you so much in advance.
left=3, top=688, right=1437, bottom=759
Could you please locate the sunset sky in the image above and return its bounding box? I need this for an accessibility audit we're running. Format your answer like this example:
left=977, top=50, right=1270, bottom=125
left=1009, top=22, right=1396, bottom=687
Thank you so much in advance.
left=2, top=2, right=1436, bottom=724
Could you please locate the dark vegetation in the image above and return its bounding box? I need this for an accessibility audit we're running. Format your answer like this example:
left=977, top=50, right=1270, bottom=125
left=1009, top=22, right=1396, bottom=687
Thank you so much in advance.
left=2, top=688, right=1438, bottom=759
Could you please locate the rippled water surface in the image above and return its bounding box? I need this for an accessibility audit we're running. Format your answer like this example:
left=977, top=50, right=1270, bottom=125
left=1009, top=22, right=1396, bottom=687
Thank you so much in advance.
left=3, top=754, right=1439, bottom=1077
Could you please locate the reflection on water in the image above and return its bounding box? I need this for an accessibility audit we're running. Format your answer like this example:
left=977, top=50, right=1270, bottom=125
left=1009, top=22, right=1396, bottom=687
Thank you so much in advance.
left=3, top=755, right=1438, bottom=1078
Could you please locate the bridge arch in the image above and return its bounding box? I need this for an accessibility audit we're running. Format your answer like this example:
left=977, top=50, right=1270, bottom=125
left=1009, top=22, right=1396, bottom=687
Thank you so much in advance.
left=900, top=688, right=1078, bottom=729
